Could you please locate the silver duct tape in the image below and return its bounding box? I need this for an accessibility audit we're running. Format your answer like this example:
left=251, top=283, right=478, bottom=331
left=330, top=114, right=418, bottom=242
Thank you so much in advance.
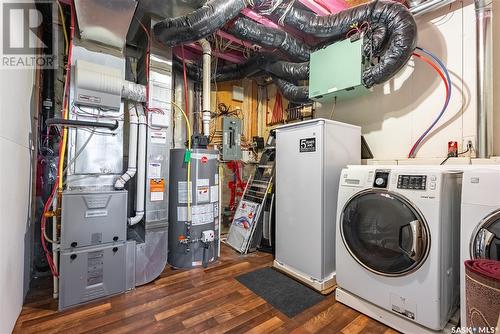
left=122, top=81, right=147, bottom=103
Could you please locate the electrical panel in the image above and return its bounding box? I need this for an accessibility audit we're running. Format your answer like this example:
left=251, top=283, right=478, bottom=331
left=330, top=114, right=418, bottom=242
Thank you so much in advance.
left=309, top=37, right=370, bottom=102
left=222, top=116, right=242, bottom=161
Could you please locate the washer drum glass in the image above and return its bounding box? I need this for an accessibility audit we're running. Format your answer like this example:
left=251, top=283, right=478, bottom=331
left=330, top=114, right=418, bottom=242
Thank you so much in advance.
left=471, top=210, right=500, bottom=260
left=341, top=190, right=430, bottom=277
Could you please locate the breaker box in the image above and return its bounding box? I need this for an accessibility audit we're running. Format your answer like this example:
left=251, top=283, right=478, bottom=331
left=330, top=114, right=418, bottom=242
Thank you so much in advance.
left=222, top=116, right=242, bottom=161
left=309, top=37, right=370, bottom=102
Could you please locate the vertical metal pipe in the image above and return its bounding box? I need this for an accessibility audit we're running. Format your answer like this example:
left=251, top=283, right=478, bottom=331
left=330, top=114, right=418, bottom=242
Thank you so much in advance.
left=174, top=73, right=187, bottom=148
left=475, top=0, right=494, bottom=158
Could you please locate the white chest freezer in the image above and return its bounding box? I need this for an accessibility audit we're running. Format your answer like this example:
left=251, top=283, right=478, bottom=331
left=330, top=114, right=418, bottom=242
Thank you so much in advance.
left=274, top=119, right=361, bottom=292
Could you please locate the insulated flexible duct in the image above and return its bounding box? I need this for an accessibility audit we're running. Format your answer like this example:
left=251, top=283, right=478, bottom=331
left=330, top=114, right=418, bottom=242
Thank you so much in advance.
left=274, top=0, right=417, bottom=87
left=174, top=56, right=310, bottom=102
left=273, top=77, right=310, bottom=103
left=173, top=56, right=268, bottom=82
left=153, top=0, right=264, bottom=46
left=215, top=57, right=268, bottom=81
left=265, top=61, right=309, bottom=80
left=175, top=56, right=310, bottom=83
left=225, top=16, right=311, bottom=61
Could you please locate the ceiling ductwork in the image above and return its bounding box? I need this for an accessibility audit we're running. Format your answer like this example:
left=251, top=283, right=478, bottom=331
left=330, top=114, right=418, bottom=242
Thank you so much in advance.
left=74, top=0, right=138, bottom=50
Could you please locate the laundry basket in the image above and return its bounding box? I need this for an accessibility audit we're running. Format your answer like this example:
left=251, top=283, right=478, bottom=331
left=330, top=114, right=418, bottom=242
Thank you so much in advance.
left=464, top=260, right=500, bottom=330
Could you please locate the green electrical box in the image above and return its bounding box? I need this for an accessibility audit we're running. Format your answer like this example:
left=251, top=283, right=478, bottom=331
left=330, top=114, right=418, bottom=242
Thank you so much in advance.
left=309, top=37, right=371, bottom=102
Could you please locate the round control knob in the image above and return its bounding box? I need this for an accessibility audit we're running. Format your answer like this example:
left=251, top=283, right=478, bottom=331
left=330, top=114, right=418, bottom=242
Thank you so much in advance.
left=375, top=177, right=385, bottom=186
left=112, top=247, right=118, bottom=253
left=71, top=242, right=78, bottom=248
left=113, top=236, right=119, bottom=242
left=70, top=254, right=77, bottom=260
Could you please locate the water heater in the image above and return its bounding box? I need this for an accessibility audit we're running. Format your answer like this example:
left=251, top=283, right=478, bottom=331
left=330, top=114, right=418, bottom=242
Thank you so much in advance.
left=168, top=149, right=220, bottom=268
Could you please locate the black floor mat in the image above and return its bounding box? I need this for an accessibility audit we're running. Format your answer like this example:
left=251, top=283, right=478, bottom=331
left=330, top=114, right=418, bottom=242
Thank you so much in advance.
left=235, top=267, right=326, bottom=318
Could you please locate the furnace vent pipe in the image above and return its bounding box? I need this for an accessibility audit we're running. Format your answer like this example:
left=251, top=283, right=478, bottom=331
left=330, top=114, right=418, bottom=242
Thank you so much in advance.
left=475, top=0, right=494, bottom=158
left=128, top=104, right=146, bottom=225
left=199, top=38, right=212, bottom=137
left=115, top=105, right=138, bottom=189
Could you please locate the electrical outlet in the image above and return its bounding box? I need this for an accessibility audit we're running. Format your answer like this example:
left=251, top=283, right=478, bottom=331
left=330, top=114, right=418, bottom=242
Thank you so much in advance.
left=462, top=136, right=476, bottom=153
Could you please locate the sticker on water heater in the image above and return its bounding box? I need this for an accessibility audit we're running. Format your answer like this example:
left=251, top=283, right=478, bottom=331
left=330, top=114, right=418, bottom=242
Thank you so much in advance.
left=213, top=202, right=219, bottom=218
left=192, top=204, right=213, bottom=226
left=299, top=137, right=316, bottom=152
left=197, top=185, right=210, bottom=203
left=210, top=186, right=219, bottom=203
left=177, top=207, right=188, bottom=222
left=196, top=179, right=210, bottom=203
left=150, top=131, right=167, bottom=144
left=178, top=181, right=192, bottom=204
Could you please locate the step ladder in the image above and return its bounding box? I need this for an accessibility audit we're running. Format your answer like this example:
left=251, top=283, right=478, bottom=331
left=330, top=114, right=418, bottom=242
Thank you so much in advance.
left=226, top=154, right=274, bottom=254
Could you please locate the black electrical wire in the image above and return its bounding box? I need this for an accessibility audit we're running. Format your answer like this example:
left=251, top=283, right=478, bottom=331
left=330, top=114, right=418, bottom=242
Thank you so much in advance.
left=440, top=148, right=470, bottom=165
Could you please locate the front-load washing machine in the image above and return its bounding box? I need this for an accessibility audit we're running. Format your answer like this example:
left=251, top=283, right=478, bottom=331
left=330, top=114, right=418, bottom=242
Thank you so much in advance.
left=460, top=167, right=500, bottom=325
left=335, top=166, right=462, bottom=333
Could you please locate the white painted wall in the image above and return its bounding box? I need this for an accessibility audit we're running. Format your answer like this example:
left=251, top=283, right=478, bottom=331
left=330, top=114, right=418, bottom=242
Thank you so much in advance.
left=0, top=2, right=36, bottom=332
left=316, top=0, right=487, bottom=160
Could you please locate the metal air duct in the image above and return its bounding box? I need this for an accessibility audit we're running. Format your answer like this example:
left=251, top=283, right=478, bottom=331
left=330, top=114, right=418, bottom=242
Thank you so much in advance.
left=74, top=0, right=138, bottom=50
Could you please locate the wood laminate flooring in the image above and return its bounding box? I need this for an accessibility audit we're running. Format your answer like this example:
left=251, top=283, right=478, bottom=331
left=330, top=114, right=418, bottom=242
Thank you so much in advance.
left=13, top=245, right=397, bottom=333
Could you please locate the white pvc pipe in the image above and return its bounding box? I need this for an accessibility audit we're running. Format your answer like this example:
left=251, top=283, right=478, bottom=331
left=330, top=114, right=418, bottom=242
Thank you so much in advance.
left=115, top=105, right=139, bottom=189
left=198, top=38, right=212, bottom=137
left=128, top=104, right=146, bottom=225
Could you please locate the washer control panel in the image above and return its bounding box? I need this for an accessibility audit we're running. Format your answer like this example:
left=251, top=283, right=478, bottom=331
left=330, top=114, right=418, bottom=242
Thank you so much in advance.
left=397, top=175, right=427, bottom=190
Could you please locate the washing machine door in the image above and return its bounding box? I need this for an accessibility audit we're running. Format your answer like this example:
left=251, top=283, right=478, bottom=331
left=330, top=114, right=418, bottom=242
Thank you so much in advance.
left=340, top=189, right=430, bottom=277
left=471, top=210, right=500, bottom=260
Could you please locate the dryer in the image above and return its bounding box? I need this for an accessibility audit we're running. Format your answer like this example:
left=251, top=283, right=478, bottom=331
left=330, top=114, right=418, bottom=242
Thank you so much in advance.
left=460, top=167, right=500, bottom=324
left=336, top=166, right=462, bottom=332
